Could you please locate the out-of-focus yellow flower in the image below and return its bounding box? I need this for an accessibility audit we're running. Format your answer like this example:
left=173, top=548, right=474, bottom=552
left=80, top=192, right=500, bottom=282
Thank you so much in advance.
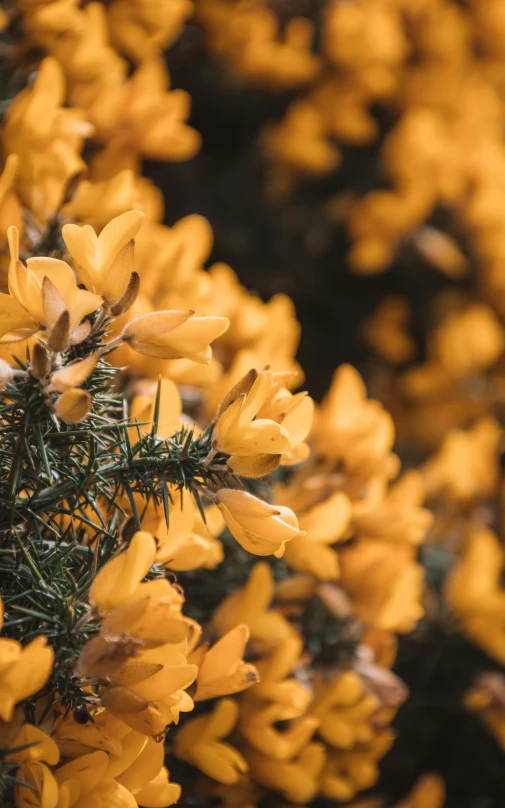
left=212, top=562, right=296, bottom=648
left=84, top=59, right=201, bottom=165
left=281, top=490, right=352, bottom=580
left=2, top=57, right=92, bottom=221
left=0, top=226, right=101, bottom=344
left=340, top=539, right=424, bottom=633
left=216, top=488, right=305, bottom=557
left=107, top=0, right=193, bottom=63
left=18, top=0, right=82, bottom=45
left=174, top=699, right=248, bottom=784
left=0, top=596, right=54, bottom=722
left=422, top=417, right=501, bottom=503
left=395, top=773, right=446, bottom=808
left=196, top=2, right=319, bottom=88
left=320, top=730, right=395, bottom=803
left=130, top=377, right=182, bottom=441
left=245, top=741, right=326, bottom=803
left=62, top=210, right=144, bottom=304
left=430, top=303, right=504, bottom=378
left=364, top=297, right=416, bottom=365
left=194, top=625, right=259, bottom=701
left=0, top=155, right=22, bottom=249
left=445, top=527, right=505, bottom=663
left=310, top=671, right=378, bottom=750
left=352, top=471, right=433, bottom=545
left=314, top=364, right=397, bottom=481
left=62, top=170, right=138, bottom=230
left=262, top=101, right=340, bottom=177
left=239, top=635, right=318, bottom=759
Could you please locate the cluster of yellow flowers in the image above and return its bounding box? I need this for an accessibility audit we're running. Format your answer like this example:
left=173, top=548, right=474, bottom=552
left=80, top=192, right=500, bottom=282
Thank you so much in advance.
left=5, top=0, right=497, bottom=807
left=194, top=0, right=505, bottom=284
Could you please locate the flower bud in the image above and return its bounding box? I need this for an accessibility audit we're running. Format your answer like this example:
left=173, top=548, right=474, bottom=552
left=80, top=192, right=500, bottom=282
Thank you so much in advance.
left=216, top=488, right=305, bottom=557
left=54, top=389, right=92, bottom=423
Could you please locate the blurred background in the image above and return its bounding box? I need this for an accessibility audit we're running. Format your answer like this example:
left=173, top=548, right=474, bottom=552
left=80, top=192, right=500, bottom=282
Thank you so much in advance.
left=150, top=3, right=505, bottom=804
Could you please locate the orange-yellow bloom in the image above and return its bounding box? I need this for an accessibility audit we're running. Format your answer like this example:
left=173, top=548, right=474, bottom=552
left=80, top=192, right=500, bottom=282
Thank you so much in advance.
left=212, top=562, right=296, bottom=647
left=62, top=210, right=145, bottom=304
left=216, top=488, right=305, bottom=557
left=122, top=309, right=229, bottom=363
left=194, top=625, right=259, bottom=701
left=0, top=227, right=101, bottom=343
left=174, top=699, right=248, bottom=784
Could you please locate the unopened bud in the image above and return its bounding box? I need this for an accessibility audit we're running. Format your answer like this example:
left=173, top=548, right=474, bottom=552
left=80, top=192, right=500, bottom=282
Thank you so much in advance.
left=54, top=389, right=92, bottom=423
left=50, top=352, right=99, bottom=393
left=47, top=309, right=70, bottom=353
left=31, top=343, right=50, bottom=381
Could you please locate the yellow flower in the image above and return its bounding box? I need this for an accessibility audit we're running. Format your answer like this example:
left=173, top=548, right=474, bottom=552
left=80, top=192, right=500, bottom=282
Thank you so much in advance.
left=431, top=303, right=504, bottom=379
left=310, top=671, right=378, bottom=750
left=352, top=471, right=433, bottom=545
left=7, top=723, right=60, bottom=767
left=107, top=0, right=193, bottom=63
left=54, top=388, right=92, bottom=424
left=62, top=210, right=145, bottom=304
left=142, top=487, right=222, bottom=570
left=84, top=59, right=201, bottom=164
left=82, top=531, right=198, bottom=735
left=282, top=491, right=352, bottom=580
left=89, top=530, right=182, bottom=615
left=174, top=699, right=248, bottom=784
left=262, top=100, right=340, bottom=177
left=14, top=760, right=59, bottom=808
left=212, top=562, right=296, bottom=648
left=395, top=774, right=445, bottom=808
left=0, top=597, right=54, bottom=723
left=2, top=57, right=92, bottom=220
left=214, top=369, right=313, bottom=476
left=130, top=377, right=182, bottom=441
left=320, top=730, right=395, bottom=802
left=340, top=539, right=424, bottom=633
left=53, top=736, right=181, bottom=807
left=239, top=636, right=318, bottom=759
left=194, top=625, right=259, bottom=701
left=216, top=488, right=305, bottom=557
left=121, top=309, right=229, bottom=363
left=0, top=154, right=22, bottom=247
left=422, top=417, right=501, bottom=503
left=62, top=170, right=138, bottom=231
left=0, top=226, right=101, bottom=343
left=445, top=528, right=505, bottom=663
left=364, top=296, right=415, bottom=364
left=245, top=742, right=326, bottom=803
left=314, top=364, right=396, bottom=480
left=19, top=0, right=82, bottom=44
left=214, top=370, right=290, bottom=477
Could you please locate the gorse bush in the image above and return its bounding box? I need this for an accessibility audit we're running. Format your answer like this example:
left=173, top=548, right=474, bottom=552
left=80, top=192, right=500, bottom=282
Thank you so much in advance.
left=3, top=2, right=505, bottom=808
